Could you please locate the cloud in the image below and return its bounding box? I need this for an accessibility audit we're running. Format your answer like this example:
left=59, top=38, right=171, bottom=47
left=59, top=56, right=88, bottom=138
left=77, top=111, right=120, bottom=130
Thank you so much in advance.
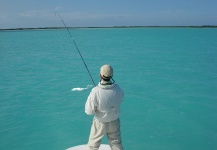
left=17, top=3, right=134, bottom=22
left=20, top=11, right=37, bottom=17
left=18, top=9, right=131, bottom=22
left=20, top=10, right=53, bottom=17
left=54, top=7, right=63, bottom=11
left=0, top=14, right=7, bottom=19
left=57, top=11, right=132, bottom=21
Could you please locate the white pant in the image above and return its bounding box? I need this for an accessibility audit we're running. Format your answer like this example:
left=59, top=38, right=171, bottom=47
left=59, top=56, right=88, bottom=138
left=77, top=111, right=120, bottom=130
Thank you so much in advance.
left=88, top=118, right=124, bottom=150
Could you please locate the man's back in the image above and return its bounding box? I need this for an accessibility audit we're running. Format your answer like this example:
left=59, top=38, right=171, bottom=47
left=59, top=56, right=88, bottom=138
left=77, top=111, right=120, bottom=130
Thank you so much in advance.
left=85, top=83, right=123, bottom=122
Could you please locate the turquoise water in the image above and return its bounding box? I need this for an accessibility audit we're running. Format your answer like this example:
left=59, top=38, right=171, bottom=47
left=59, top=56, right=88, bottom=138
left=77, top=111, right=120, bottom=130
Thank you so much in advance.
left=0, top=28, right=217, bottom=150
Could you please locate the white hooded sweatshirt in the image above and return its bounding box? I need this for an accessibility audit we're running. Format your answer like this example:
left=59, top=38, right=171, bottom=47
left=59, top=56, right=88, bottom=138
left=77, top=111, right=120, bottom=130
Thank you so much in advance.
left=85, top=82, right=124, bottom=122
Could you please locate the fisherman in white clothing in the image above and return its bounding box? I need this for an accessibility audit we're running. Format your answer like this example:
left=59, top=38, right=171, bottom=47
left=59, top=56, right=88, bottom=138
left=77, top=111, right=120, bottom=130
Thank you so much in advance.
left=85, top=64, right=124, bottom=150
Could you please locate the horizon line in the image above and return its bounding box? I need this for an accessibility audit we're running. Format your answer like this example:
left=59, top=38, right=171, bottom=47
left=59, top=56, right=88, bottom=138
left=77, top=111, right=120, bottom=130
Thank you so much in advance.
left=1, top=25, right=217, bottom=30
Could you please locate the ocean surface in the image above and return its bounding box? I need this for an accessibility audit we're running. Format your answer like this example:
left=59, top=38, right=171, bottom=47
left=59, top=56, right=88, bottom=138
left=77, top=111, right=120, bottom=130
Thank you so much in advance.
left=0, top=28, right=217, bottom=150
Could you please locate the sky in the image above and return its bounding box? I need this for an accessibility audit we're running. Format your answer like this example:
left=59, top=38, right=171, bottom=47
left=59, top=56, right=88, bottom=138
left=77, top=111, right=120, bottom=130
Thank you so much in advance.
left=0, top=0, right=217, bottom=29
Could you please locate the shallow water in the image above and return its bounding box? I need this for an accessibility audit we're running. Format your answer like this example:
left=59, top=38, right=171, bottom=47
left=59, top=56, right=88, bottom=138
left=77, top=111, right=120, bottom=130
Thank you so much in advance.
left=0, top=28, right=217, bottom=150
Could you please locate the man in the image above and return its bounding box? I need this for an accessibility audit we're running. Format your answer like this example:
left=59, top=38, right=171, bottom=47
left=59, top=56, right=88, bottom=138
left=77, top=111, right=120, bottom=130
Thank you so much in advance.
left=85, top=64, right=124, bottom=150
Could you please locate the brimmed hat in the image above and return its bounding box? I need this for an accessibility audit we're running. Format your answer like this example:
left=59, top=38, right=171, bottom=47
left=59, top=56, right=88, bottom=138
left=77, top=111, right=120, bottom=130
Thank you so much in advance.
left=100, top=64, right=113, bottom=79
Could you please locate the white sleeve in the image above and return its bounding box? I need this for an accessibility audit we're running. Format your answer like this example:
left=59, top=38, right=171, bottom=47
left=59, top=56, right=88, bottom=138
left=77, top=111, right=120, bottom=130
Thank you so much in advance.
left=85, top=91, right=95, bottom=115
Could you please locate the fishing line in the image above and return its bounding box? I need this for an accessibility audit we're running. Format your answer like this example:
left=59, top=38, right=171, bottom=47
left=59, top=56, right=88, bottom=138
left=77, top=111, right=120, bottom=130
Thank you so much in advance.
left=55, top=12, right=96, bottom=87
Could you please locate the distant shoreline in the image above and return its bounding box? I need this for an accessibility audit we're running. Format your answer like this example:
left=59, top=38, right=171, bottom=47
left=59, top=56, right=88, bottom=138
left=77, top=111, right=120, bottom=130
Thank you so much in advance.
left=1, top=25, right=217, bottom=31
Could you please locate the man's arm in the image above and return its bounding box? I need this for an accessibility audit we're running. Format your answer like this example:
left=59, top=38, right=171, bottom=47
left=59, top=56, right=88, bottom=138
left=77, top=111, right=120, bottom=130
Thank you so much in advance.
left=85, top=92, right=96, bottom=115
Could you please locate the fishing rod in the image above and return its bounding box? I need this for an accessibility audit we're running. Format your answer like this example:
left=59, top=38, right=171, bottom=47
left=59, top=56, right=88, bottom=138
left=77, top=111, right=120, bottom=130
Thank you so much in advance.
left=56, top=12, right=96, bottom=87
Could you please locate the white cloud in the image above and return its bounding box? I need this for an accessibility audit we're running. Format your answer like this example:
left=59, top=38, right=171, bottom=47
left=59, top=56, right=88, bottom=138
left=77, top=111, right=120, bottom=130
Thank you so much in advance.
left=20, top=10, right=52, bottom=17
left=57, top=11, right=132, bottom=21
left=0, top=14, right=7, bottom=19
left=54, top=6, right=63, bottom=11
